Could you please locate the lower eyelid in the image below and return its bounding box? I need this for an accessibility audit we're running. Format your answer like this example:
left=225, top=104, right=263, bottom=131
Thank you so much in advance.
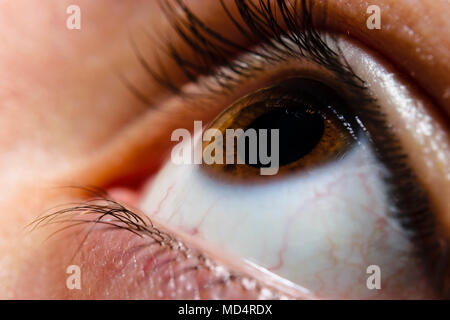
left=37, top=196, right=311, bottom=299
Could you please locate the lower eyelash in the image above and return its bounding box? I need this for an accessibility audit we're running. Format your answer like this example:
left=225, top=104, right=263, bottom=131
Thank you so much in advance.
left=28, top=186, right=298, bottom=299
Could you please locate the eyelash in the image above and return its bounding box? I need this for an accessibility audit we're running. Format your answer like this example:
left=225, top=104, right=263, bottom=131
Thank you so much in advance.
left=30, top=186, right=169, bottom=244
left=30, top=186, right=288, bottom=298
left=145, top=0, right=366, bottom=97
left=33, top=0, right=448, bottom=296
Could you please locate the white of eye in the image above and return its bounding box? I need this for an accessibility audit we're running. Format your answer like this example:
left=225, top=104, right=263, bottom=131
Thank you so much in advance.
left=140, top=129, right=435, bottom=299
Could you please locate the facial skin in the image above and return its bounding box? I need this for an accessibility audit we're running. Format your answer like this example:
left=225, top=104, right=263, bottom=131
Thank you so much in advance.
left=0, top=0, right=448, bottom=298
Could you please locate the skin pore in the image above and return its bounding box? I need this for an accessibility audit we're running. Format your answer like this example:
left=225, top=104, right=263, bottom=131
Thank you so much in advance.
left=0, top=0, right=448, bottom=298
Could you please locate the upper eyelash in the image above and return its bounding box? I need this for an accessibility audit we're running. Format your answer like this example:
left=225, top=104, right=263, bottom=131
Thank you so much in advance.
left=132, top=0, right=366, bottom=99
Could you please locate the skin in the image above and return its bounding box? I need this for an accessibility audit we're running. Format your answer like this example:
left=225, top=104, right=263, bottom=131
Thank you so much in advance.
left=0, top=0, right=448, bottom=299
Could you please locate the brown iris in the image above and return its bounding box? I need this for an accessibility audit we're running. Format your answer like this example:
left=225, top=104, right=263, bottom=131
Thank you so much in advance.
left=201, top=78, right=358, bottom=181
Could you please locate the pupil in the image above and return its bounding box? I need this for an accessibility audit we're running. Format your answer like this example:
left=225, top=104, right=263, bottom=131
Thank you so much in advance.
left=243, top=107, right=324, bottom=168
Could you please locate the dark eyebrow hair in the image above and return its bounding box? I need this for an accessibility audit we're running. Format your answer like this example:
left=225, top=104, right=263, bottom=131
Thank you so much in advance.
left=129, top=0, right=365, bottom=100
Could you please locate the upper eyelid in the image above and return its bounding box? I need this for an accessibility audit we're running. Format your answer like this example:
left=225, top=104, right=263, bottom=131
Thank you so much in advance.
left=98, top=1, right=445, bottom=195
left=105, top=1, right=376, bottom=187
left=127, top=0, right=449, bottom=118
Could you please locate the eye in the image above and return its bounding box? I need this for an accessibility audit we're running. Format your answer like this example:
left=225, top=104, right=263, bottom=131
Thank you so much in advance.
left=199, top=77, right=357, bottom=179
left=138, top=32, right=448, bottom=299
